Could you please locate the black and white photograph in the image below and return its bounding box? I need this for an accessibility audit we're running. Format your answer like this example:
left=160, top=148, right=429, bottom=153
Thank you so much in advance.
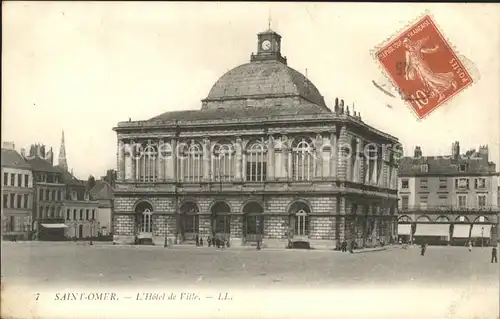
left=2, top=2, right=499, bottom=319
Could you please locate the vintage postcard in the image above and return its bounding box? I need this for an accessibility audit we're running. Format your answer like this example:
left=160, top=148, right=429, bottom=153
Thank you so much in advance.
left=2, top=2, right=499, bottom=319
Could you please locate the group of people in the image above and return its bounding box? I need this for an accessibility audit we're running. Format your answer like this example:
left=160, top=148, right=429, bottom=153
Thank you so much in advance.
left=195, top=235, right=229, bottom=249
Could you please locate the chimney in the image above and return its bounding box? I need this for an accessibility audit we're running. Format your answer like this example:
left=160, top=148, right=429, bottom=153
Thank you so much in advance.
left=20, top=148, right=26, bottom=157
left=334, top=98, right=339, bottom=113
left=2, top=141, right=15, bottom=150
left=346, top=106, right=350, bottom=116
left=414, top=146, right=422, bottom=158
left=478, top=144, right=489, bottom=161
left=340, top=99, right=345, bottom=114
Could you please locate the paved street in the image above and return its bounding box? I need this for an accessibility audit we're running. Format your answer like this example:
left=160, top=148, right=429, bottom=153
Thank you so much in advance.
left=1, top=242, right=499, bottom=319
left=2, top=242, right=498, bottom=288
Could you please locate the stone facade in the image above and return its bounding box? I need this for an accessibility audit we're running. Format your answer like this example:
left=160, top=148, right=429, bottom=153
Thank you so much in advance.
left=111, top=28, right=399, bottom=249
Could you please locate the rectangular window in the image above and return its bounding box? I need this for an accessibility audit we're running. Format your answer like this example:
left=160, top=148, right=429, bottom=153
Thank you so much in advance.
left=439, top=178, right=447, bottom=189
left=45, top=189, right=49, bottom=200
left=38, top=189, right=42, bottom=201
left=10, top=173, right=15, bottom=186
left=245, top=162, right=267, bottom=182
left=51, top=190, right=56, bottom=201
left=419, top=196, right=428, bottom=209
left=459, top=164, right=466, bottom=172
left=17, top=195, right=22, bottom=208
left=9, top=216, right=15, bottom=232
left=10, top=194, right=15, bottom=208
left=73, top=209, right=77, bottom=220
left=3, top=172, right=8, bottom=186
left=3, top=194, right=8, bottom=208
left=401, top=179, right=409, bottom=189
left=477, top=195, right=486, bottom=207
left=66, top=209, right=71, bottom=220
left=51, top=206, right=55, bottom=218
left=419, top=179, right=428, bottom=189
left=24, top=174, right=29, bottom=187
left=401, top=196, right=409, bottom=209
left=91, top=209, right=95, bottom=220
left=80, top=209, right=83, bottom=220
left=455, top=178, right=469, bottom=189
left=23, top=194, right=29, bottom=209
left=86, top=209, right=89, bottom=220
left=38, top=207, right=43, bottom=219
left=458, top=195, right=467, bottom=208
left=438, top=196, right=448, bottom=208
left=475, top=178, right=486, bottom=189
left=420, top=164, right=428, bottom=173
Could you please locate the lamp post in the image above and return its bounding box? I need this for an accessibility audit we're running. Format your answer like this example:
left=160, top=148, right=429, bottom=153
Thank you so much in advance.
left=89, top=218, right=95, bottom=245
left=481, top=226, right=484, bottom=248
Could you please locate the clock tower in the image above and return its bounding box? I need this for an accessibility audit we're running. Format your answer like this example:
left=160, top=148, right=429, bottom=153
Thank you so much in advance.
left=250, top=28, right=287, bottom=64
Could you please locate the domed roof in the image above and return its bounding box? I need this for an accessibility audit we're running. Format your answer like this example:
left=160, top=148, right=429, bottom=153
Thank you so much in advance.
left=204, top=60, right=326, bottom=108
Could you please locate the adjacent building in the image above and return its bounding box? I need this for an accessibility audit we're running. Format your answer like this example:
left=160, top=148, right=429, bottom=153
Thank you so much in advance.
left=398, top=142, right=499, bottom=245
left=1, top=142, right=34, bottom=240
left=112, top=28, right=400, bottom=249
left=90, top=179, right=114, bottom=236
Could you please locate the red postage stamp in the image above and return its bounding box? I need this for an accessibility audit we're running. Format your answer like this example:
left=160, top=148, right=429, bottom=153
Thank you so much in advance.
left=375, top=14, right=473, bottom=119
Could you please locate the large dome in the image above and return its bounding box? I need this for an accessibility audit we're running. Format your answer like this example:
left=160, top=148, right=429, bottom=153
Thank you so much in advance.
left=204, top=60, right=327, bottom=108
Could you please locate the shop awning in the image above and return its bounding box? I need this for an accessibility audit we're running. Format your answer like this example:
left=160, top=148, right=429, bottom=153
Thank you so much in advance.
left=452, top=224, right=471, bottom=238
left=397, top=224, right=412, bottom=235
left=41, top=223, right=68, bottom=229
left=414, top=224, right=450, bottom=237
left=470, top=225, right=492, bottom=238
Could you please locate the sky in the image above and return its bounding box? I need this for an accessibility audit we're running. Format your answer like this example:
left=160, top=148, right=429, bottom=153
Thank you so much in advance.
left=2, top=2, right=500, bottom=179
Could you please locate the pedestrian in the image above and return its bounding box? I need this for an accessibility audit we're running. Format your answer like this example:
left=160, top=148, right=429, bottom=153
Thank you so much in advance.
left=349, top=240, right=354, bottom=254
left=212, top=237, right=216, bottom=247
left=468, top=241, right=472, bottom=252
left=341, top=240, right=347, bottom=252
left=200, top=237, right=204, bottom=247
left=216, top=238, right=221, bottom=249
left=492, top=246, right=498, bottom=263
left=207, top=236, right=211, bottom=247
left=420, top=243, right=426, bottom=256
left=195, top=234, right=199, bottom=247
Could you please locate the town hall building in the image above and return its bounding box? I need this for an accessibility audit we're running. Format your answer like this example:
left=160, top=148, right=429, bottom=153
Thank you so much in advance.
left=112, top=28, right=401, bottom=249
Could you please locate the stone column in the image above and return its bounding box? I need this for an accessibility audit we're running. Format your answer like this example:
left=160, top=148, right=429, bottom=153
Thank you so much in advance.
left=203, top=137, right=210, bottom=181
left=124, top=141, right=133, bottom=181
left=235, top=136, right=242, bottom=181
left=285, top=136, right=292, bottom=180
left=359, top=139, right=365, bottom=185
left=345, top=135, right=356, bottom=181
left=315, top=133, right=323, bottom=178
left=132, top=140, right=139, bottom=182
left=169, top=139, right=177, bottom=181
left=371, top=146, right=378, bottom=185
left=274, top=136, right=283, bottom=179
left=353, top=138, right=361, bottom=183
left=330, top=131, right=337, bottom=178
left=267, top=135, right=275, bottom=180
left=117, top=139, right=125, bottom=181
left=157, top=139, right=164, bottom=181
left=337, top=126, right=348, bottom=180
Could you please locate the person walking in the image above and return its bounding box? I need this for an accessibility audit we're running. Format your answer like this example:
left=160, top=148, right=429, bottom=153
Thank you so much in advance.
left=195, top=234, right=199, bottom=247
left=468, top=241, right=472, bottom=252
left=420, top=243, right=426, bottom=256
left=199, top=237, right=204, bottom=247
left=207, top=236, right=211, bottom=247
left=492, top=246, right=498, bottom=263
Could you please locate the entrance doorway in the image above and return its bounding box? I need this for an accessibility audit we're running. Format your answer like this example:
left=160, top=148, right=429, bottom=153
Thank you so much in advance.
left=78, top=225, right=83, bottom=239
left=211, top=202, right=231, bottom=241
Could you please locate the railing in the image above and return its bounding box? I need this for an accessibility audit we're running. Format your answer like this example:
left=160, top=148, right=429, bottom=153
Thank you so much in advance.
left=399, top=205, right=499, bottom=213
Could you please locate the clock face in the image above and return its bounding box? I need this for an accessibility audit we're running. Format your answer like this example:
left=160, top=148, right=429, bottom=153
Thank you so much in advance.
left=261, top=40, right=271, bottom=50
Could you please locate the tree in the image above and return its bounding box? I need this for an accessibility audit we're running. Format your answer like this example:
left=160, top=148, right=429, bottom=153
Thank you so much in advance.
left=87, top=175, right=96, bottom=190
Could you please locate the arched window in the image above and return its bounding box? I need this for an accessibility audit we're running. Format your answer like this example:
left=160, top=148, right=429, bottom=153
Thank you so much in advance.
left=138, top=143, right=157, bottom=182
left=178, top=142, right=203, bottom=182
left=435, top=216, right=449, bottom=222
left=213, top=142, right=235, bottom=182
left=135, top=201, right=154, bottom=233
left=416, top=215, right=431, bottom=223
left=456, top=216, right=469, bottom=222
left=398, top=215, right=412, bottom=223
left=180, top=202, right=199, bottom=241
left=291, top=138, right=314, bottom=181
left=289, top=202, right=311, bottom=237
left=245, top=141, right=267, bottom=182
left=243, top=202, right=264, bottom=241
left=474, top=216, right=488, bottom=223
left=211, top=202, right=231, bottom=236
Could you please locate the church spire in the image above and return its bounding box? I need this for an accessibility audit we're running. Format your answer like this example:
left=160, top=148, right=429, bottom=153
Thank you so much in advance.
left=58, top=130, right=68, bottom=171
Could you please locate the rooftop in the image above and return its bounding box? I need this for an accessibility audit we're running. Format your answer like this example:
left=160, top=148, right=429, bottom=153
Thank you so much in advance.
left=1, top=148, right=31, bottom=170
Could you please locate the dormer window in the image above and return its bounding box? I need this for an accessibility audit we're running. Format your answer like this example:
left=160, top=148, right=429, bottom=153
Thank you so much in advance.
left=84, top=192, right=90, bottom=200
left=459, top=164, right=466, bottom=172
left=420, top=164, right=428, bottom=173
left=71, top=191, right=77, bottom=200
